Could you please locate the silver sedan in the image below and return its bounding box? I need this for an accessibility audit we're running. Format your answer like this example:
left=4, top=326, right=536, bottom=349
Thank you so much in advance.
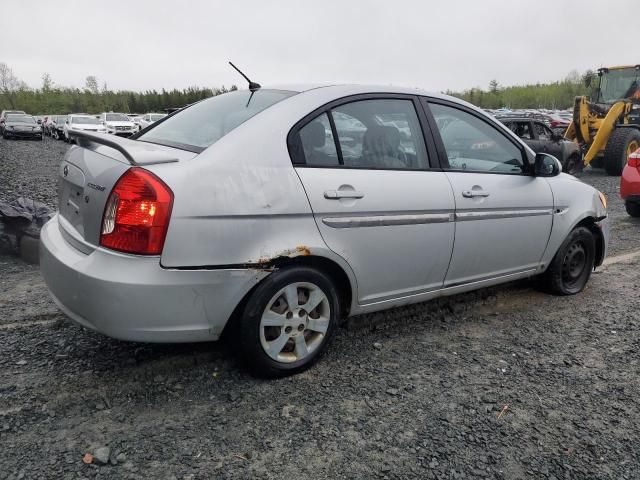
left=40, top=85, right=609, bottom=376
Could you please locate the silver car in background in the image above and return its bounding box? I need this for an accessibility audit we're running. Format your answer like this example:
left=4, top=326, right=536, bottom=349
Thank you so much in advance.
left=40, top=85, right=609, bottom=376
left=136, top=113, right=166, bottom=131
left=63, top=114, right=107, bottom=142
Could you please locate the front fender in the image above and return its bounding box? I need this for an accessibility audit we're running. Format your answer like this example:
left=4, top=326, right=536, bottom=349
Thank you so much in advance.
left=540, top=174, right=607, bottom=268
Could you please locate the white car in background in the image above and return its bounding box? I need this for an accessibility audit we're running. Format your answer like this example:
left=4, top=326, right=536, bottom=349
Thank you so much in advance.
left=100, top=112, right=137, bottom=137
left=137, top=113, right=167, bottom=131
left=63, top=115, right=107, bottom=143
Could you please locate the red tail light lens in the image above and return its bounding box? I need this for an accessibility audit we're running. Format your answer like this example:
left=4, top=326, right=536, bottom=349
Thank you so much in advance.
left=628, top=149, right=640, bottom=168
left=100, top=167, right=173, bottom=255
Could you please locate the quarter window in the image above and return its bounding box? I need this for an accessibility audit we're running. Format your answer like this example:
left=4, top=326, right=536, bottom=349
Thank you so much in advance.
left=297, top=113, right=339, bottom=166
left=430, top=103, right=525, bottom=174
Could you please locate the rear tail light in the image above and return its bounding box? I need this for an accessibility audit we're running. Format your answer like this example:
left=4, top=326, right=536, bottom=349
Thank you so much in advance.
left=628, top=149, right=640, bottom=168
left=100, top=167, right=173, bottom=255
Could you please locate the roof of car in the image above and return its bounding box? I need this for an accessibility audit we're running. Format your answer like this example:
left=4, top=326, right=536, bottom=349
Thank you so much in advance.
left=266, top=83, right=447, bottom=98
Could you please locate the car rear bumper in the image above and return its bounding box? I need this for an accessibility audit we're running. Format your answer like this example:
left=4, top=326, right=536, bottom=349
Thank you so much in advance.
left=39, top=214, right=268, bottom=343
left=621, top=165, right=640, bottom=201
left=108, top=131, right=135, bottom=137
left=5, top=130, right=42, bottom=138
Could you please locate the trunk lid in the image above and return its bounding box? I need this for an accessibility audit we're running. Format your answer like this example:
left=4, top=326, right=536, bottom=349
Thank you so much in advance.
left=59, top=136, right=195, bottom=247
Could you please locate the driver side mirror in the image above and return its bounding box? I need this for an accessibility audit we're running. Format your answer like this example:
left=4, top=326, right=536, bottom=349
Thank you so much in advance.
left=534, top=153, right=562, bottom=177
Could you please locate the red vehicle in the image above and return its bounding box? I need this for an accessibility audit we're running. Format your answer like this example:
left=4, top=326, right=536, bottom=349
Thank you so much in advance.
left=621, top=148, right=640, bottom=217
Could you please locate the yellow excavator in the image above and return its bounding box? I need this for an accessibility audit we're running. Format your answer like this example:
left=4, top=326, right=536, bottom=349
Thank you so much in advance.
left=565, top=64, right=640, bottom=175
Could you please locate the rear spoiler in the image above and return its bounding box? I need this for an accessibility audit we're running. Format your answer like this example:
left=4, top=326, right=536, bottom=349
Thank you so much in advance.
left=69, top=130, right=179, bottom=166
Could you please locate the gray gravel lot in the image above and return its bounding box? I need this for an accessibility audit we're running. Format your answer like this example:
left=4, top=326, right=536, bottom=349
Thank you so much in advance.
left=1, top=137, right=640, bottom=480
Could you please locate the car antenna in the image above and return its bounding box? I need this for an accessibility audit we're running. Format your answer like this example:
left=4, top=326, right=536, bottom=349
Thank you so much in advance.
left=228, top=61, right=261, bottom=92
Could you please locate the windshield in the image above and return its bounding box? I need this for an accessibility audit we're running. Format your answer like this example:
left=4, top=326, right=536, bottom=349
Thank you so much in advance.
left=598, top=68, right=640, bottom=103
left=137, top=89, right=296, bottom=152
left=105, top=113, right=130, bottom=122
left=7, top=115, right=35, bottom=124
left=149, top=114, right=165, bottom=121
left=72, top=116, right=100, bottom=125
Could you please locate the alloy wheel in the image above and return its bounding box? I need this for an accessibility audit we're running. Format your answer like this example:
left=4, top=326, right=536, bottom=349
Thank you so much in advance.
left=259, top=282, right=330, bottom=363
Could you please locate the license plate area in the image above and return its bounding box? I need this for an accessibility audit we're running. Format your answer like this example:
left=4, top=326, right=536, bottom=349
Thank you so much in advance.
left=59, top=162, right=86, bottom=235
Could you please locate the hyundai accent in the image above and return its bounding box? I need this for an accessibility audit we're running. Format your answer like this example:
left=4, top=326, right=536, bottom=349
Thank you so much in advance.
left=40, top=85, right=609, bottom=376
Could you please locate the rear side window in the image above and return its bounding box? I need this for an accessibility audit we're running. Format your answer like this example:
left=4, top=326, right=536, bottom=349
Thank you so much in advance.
left=138, top=89, right=295, bottom=152
left=292, top=98, right=429, bottom=170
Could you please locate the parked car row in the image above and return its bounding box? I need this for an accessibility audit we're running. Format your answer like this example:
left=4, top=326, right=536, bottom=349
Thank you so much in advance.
left=35, top=112, right=167, bottom=142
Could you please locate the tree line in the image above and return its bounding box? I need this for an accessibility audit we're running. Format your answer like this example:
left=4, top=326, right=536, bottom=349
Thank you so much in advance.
left=1, top=61, right=596, bottom=114
left=0, top=63, right=237, bottom=114
left=448, top=70, right=595, bottom=110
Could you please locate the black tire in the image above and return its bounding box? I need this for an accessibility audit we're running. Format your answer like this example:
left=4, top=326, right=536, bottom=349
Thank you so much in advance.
left=590, top=157, right=604, bottom=169
left=542, top=226, right=595, bottom=295
left=239, top=266, right=339, bottom=377
left=563, top=153, right=582, bottom=175
left=603, top=128, right=640, bottom=176
left=626, top=201, right=640, bottom=217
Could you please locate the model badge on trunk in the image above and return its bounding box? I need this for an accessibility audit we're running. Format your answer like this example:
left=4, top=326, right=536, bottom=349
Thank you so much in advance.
left=87, top=183, right=106, bottom=192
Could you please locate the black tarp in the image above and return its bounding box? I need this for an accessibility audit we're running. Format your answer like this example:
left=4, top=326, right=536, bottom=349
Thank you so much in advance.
left=0, top=197, right=54, bottom=255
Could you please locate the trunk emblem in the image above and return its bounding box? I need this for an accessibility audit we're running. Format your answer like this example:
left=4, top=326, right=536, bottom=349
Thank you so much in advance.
left=87, top=183, right=106, bottom=192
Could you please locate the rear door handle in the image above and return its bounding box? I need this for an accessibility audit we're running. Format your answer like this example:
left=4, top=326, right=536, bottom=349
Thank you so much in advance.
left=324, top=190, right=365, bottom=200
left=462, top=190, right=490, bottom=198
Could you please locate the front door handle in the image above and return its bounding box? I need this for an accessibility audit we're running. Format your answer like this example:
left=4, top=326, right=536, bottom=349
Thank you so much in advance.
left=462, top=190, right=490, bottom=198
left=324, top=190, right=365, bottom=200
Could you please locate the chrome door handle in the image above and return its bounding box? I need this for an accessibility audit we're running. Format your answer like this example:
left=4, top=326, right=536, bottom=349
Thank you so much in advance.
left=462, top=190, right=490, bottom=198
left=324, top=190, right=365, bottom=200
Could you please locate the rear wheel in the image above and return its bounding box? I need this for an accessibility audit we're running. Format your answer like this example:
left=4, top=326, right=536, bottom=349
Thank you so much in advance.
left=239, top=266, right=339, bottom=377
left=542, top=226, right=595, bottom=295
left=603, top=128, right=640, bottom=176
left=626, top=201, right=640, bottom=217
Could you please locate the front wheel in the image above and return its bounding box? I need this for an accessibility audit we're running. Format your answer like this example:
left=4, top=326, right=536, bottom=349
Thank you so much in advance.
left=239, top=266, right=339, bottom=377
left=626, top=201, right=640, bottom=217
left=542, top=226, right=595, bottom=295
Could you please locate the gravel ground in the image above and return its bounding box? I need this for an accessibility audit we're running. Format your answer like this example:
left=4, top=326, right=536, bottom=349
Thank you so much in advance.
left=1, top=137, right=640, bottom=480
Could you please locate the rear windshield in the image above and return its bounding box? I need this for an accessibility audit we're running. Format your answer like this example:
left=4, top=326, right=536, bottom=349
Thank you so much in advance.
left=137, top=89, right=295, bottom=152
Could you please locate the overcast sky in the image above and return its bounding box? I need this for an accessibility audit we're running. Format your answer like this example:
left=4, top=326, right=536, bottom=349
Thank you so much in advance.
left=1, top=0, right=637, bottom=93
